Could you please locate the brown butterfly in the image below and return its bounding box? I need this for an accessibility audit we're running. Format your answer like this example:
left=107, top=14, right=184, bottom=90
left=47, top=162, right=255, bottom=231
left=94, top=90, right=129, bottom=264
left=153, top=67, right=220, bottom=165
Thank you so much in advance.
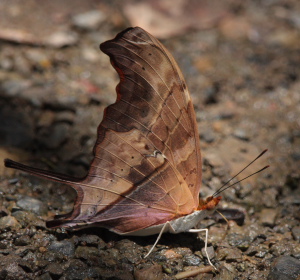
left=5, top=27, right=222, bottom=268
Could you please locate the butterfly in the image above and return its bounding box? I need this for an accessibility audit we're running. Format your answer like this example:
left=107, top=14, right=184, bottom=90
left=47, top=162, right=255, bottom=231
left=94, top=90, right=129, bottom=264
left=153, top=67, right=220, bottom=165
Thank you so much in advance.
left=5, top=27, right=223, bottom=268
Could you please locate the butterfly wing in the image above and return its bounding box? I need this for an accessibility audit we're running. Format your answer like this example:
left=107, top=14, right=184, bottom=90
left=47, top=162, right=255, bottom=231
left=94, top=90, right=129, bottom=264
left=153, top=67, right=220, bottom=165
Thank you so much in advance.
left=5, top=27, right=202, bottom=234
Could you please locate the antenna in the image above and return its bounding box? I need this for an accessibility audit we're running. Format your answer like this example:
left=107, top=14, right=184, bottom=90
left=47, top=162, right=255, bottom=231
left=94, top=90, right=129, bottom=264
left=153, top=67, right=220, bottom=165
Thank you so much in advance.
left=212, top=149, right=269, bottom=197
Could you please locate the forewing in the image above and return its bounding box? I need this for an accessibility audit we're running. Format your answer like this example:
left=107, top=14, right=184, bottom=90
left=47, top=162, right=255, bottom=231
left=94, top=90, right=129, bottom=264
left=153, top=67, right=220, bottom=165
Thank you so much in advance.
left=6, top=27, right=202, bottom=234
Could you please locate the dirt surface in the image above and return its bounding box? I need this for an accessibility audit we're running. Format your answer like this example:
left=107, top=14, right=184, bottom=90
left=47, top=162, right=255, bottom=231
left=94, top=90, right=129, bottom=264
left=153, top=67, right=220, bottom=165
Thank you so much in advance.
left=0, top=1, right=299, bottom=279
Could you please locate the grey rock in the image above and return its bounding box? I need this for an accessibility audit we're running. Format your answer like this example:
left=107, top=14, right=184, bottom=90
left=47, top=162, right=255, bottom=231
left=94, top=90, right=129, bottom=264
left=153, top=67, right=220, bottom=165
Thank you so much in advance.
left=46, top=263, right=64, bottom=278
left=78, top=234, right=101, bottom=246
left=55, top=111, right=75, bottom=124
left=201, top=128, right=216, bottom=143
left=233, top=128, right=250, bottom=141
left=64, top=259, right=88, bottom=280
left=259, top=208, right=277, bottom=227
left=292, top=226, right=300, bottom=242
left=12, top=210, right=46, bottom=228
left=72, top=10, right=106, bottom=30
left=0, top=80, right=31, bottom=97
left=183, top=254, right=202, bottom=266
left=0, top=254, right=30, bottom=279
left=14, top=235, right=31, bottom=246
left=268, top=256, right=300, bottom=280
left=75, top=246, right=99, bottom=259
left=0, top=216, right=21, bottom=230
left=36, top=272, right=52, bottom=280
left=134, top=264, right=163, bottom=280
left=227, top=233, right=251, bottom=250
left=216, top=247, right=242, bottom=262
left=48, top=240, right=75, bottom=258
left=46, top=30, right=78, bottom=48
left=17, top=196, right=48, bottom=216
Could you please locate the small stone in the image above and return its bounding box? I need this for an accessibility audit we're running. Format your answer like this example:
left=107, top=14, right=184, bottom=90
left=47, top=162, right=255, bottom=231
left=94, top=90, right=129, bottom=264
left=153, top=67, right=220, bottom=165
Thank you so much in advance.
left=78, top=234, right=102, bottom=246
left=134, top=264, right=164, bottom=280
left=54, top=111, right=75, bottom=123
left=18, top=259, right=35, bottom=273
left=25, top=49, right=52, bottom=70
left=12, top=210, right=46, bottom=228
left=268, top=256, right=300, bottom=280
left=36, top=272, right=52, bottom=280
left=75, top=246, right=99, bottom=259
left=216, top=247, right=242, bottom=262
left=81, top=47, right=100, bottom=62
left=46, top=263, right=64, bottom=278
left=14, top=235, right=31, bottom=246
left=72, top=10, right=106, bottom=30
left=204, top=152, right=224, bottom=167
left=201, top=246, right=215, bottom=263
left=233, top=128, right=250, bottom=141
left=1, top=80, right=31, bottom=97
left=64, top=259, right=88, bottom=279
left=183, top=254, right=202, bottom=266
left=259, top=208, right=277, bottom=227
left=292, top=226, right=300, bottom=242
left=48, top=240, right=75, bottom=258
left=46, top=30, right=78, bottom=48
left=17, top=196, right=48, bottom=216
left=227, top=233, right=251, bottom=250
left=163, top=249, right=181, bottom=259
left=0, top=216, right=21, bottom=230
left=200, top=128, right=216, bottom=143
left=0, top=254, right=28, bottom=279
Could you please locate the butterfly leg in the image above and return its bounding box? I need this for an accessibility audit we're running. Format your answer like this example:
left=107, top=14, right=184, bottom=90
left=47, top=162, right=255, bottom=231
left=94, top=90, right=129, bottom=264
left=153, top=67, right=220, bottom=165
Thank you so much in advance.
left=188, top=228, right=217, bottom=270
left=144, top=221, right=171, bottom=258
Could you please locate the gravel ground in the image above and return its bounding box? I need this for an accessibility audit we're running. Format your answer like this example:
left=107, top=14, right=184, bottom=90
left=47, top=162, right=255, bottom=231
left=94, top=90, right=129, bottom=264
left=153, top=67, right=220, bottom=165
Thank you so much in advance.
left=0, top=1, right=299, bottom=279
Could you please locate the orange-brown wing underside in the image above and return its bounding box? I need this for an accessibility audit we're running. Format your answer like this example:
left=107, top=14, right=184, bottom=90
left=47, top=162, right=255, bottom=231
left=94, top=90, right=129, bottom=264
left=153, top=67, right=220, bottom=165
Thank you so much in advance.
left=5, top=27, right=202, bottom=234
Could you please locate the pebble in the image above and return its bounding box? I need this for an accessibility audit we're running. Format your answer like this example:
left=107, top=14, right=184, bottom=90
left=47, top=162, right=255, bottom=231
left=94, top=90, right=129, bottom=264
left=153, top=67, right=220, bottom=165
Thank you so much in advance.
left=0, top=215, right=21, bottom=230
left=204, top=152, right=224, bottom=167
left=233, top=128, right=250, bottom=141
left=75, top=246, right=99, bottom=259
left=217, top=263, right=238, bottom=279
left=78, top=234, right=105, bottom=248
left=134, top=264, right=164, bottom=280
left=14, top=235, right=31, bottom=246
left=292, top=226, right=300, bottom=242
left=72, top=10, right=106, bottom=30
left=0, top=79, right=31, bottom=97
left=16, top=196, right=48, bottom=216
left=200, top=128, right=216, bottom=143
left=183, top=254, right=202, bottom=266
left=45, top=30, right=78, bottom=48
left=259, top=208, right=277, bottom=227
left=268, top=256, right=300, bottom=280
left=54, top=111, right=75, bottom=124
left=227, top=233, right=251, bottom=250
left=216, top=247, right=242, bottom=262
left=12, top=210, right=46, bottom=228
left=63, top=259, right=88, bottom=280
left=45, top=263, right=64, bottom=278
left=36, top=272, right=52, bottom=280
left=48, top=240, right=75, bottom=258
left=201, top=246, right=215, bottom=263
left=0, top=254, right=29, bottom=279
left=25, top=49, right=52, bottom=70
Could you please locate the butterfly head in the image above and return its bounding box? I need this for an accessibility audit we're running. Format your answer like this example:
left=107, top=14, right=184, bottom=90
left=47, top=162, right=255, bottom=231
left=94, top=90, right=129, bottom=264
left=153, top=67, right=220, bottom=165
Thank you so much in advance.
left=198, top=196, right=222, bottom=211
